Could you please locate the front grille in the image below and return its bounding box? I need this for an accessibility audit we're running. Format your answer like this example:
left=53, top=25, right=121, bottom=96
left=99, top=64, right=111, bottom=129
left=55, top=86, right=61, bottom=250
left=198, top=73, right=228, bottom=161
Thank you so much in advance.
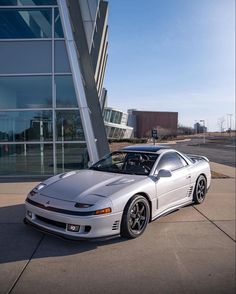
left=36, top=215, right=66, bottom=229
left=112, top=220, right=120, bottom=230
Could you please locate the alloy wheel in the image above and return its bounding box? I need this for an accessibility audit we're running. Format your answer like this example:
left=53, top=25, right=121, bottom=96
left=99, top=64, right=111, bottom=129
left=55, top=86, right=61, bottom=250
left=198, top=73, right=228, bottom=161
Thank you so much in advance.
left=128, top=200, right=148, bottom=234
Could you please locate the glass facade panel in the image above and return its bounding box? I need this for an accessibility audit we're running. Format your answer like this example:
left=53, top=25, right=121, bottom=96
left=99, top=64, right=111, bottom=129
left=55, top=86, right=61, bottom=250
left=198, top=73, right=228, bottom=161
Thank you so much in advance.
left=0, top=41, right=52, bottom=74
left=56, top=110, right=85, bottom=141
left=0, top=9, right=52, bottom=39
left=0, top=111, right=53, bottom=142
left=54, top=8, right=64, bottom=38
left=55, top=41, right=71, bottom=73
left=0, top=143, right=53, bottom=176
left=55, top=76, right=78, bottom=108
left=0, top=0, right=57, bottom=5
left=0, top=1, right=105, bottom=177
left=0, top=76, right=52, bottom=109
left=55, top=75, right=77, bottom=108
left=56, top=143, right=88, bottom=173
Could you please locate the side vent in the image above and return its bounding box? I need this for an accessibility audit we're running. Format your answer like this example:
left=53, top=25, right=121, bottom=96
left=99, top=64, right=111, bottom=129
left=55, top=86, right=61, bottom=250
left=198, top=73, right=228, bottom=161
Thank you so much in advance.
left=187, top=186, right=194, bottom=197
left=112, top=220, right=120, bottom=231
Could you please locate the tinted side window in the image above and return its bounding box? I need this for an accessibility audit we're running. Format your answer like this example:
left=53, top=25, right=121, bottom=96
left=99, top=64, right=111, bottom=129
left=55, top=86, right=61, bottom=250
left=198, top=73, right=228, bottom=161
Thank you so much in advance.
left=157, top=152, right=187, bottom=172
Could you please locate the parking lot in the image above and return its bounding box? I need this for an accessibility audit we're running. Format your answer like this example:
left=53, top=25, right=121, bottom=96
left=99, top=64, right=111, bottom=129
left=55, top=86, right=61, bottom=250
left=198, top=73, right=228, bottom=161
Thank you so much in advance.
left=0, top=160, right=235, bottom=294
left=173, top=135, right=236, bottom=167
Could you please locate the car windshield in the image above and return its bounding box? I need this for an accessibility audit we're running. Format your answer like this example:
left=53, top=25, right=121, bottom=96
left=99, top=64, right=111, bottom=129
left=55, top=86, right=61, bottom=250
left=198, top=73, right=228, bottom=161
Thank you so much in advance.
left=90, top=151, right=159, bottom=175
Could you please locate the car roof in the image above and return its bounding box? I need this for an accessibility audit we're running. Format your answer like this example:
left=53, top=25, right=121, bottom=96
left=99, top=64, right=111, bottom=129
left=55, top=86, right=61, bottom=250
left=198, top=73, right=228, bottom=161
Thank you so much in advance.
left=122, top=145, right=170, bottom=153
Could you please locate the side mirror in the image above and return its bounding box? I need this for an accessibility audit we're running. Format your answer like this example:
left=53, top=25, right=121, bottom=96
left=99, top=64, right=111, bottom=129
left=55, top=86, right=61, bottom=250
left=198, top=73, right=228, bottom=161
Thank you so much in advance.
left=157, top=169, right=172, bottom=178
left=87, top=161, right=93, bottom=168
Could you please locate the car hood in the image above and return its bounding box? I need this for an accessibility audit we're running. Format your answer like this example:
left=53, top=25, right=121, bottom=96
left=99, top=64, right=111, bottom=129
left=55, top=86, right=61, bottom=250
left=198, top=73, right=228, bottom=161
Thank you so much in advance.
left=40, top=170, right=144, bottom=203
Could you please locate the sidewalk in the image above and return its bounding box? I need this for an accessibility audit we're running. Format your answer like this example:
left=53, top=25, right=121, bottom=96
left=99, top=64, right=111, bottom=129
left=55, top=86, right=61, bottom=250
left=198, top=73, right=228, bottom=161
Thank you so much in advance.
left=0, top=162, right=235, bottom=294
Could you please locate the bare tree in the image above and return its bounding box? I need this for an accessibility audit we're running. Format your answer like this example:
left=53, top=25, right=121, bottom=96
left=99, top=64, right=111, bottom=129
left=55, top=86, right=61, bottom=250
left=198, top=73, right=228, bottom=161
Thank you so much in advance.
left=217, top=117, right=225, bottom=132
left=177, top=124, right=194, bottom=135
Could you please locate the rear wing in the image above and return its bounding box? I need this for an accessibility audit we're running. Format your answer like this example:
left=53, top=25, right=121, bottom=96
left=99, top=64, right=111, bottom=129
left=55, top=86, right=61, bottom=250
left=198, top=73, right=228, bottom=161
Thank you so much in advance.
left=187, top=154, right=209, bottom=163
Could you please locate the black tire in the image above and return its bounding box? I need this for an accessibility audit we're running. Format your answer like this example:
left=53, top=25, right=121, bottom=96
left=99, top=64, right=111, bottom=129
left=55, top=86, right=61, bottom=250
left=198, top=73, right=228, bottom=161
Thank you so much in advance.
left=193, top=175, right=207, bottom=204
left=121, top=195, right=150, bottom=239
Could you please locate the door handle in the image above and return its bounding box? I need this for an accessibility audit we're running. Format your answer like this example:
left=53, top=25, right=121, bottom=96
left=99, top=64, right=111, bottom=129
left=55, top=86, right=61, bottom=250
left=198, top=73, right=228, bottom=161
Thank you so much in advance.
left=186, top=175, right=191, bottom=179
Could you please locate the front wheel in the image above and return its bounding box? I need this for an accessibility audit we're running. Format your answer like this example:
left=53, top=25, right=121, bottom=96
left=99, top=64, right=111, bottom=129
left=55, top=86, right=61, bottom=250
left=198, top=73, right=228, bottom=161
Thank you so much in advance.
left=121, top=195, right=150, bottom=239
left=193, top=175, right=207, bottom=204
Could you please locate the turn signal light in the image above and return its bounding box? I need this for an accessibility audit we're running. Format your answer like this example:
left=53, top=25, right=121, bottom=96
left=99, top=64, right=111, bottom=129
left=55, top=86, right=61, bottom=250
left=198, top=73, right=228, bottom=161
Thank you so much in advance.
left=95, top=207, right=112, bottom=215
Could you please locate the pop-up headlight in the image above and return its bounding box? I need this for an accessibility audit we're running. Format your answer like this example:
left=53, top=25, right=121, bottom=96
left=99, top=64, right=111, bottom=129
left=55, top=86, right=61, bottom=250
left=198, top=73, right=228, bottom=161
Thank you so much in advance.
left=59, top=171, right=76, bottom=179
left=29, top=183, right=46, bottom=196
left=74, top=203, right=94, bottom=208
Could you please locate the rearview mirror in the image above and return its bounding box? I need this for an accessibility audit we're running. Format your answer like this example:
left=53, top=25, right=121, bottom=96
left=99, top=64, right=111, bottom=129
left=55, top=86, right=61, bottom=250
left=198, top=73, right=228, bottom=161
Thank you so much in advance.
left=157, top=169, right=172, bottom=178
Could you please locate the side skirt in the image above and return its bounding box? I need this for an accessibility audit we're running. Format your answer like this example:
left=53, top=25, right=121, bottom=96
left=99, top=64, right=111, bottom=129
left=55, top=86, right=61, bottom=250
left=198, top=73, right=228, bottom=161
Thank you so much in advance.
left=151, top=200, right=193, bottom=222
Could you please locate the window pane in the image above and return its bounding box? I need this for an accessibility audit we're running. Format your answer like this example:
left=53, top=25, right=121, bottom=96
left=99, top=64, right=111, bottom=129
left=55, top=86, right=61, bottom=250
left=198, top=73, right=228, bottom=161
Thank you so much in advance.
left=157, top=152, right=185, bottom=172
left=54, top=8, right=63, bottom=38
left=56, top=110, right=85, bottom=141
left=0, top=111, right=53, bottom=142
left=0, top=41, right=52, bottom=74
left=55, top=75, right=77, bottom=108
left=0, top=0, right=57, bottom=5
left=0, top=9, right=52, bottom=39
left=0, top=76, right=52, bottom=108
left=56, top=143, right=88, bottom=173
left=0, top=144, right=53, bottom=176
left=55, top=41, right=70, bottom=73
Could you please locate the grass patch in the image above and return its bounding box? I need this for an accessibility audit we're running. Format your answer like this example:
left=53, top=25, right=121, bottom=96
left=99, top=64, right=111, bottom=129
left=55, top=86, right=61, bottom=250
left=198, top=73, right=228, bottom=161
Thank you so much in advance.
left=211, top=171, right=231, bottom=179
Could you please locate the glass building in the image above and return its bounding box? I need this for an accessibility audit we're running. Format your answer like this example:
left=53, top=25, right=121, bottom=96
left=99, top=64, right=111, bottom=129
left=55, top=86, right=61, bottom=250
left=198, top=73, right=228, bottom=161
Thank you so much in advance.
left=103, top=107, right=133, bottom=139
left=0, top=0, right=109, bottom=177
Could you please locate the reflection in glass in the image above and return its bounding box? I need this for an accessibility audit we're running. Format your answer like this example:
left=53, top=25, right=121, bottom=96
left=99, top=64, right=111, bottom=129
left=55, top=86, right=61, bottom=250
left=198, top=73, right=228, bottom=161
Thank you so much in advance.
left=55, top=41, right=71, bottom=73
left=0, top=41, right=52, bottom=74
left=54, top=8, right=64, bottom=38
left=56, top=143, right=88, bottom=173
left=103, top=109, right=123, bottom=124
left=56, top=110, right=85, bottom=141
left=0, top=143, right=53, bottom=176
left=0, top=0, right=57, bottom=5
left=0, top=9, right=52, bottom=39
left=0, top=111, right=53, bottom=142
left=0, top=76, right=52, bottom=109
left=55, top=76, right=77, bottom=108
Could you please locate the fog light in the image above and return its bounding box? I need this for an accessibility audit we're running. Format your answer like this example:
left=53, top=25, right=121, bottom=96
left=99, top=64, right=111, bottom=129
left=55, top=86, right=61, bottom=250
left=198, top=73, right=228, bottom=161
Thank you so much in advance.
left=27, top=210, right=32, bottom=218
left=67, top=224, right=80, bottom=232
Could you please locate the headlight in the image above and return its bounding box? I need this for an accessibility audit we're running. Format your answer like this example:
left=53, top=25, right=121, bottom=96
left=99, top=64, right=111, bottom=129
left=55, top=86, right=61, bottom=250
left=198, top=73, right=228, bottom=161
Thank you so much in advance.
left=74, top=203, right=94, bottom=208
left=59, top=171, right=76, bottom=179
left=29, top=183, right=46, bottom=196
left=35, top=183, right=46, bottom=190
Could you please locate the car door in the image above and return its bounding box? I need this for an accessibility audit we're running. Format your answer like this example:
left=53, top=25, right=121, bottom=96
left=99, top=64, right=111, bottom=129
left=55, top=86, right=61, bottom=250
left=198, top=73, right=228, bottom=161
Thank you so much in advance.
left=154, top=152, right=191, bottom=212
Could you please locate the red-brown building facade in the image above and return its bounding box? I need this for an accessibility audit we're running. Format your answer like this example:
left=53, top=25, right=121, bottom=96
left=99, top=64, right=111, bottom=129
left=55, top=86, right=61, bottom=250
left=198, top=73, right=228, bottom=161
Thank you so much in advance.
left=128, top=110, right=178, bottom=138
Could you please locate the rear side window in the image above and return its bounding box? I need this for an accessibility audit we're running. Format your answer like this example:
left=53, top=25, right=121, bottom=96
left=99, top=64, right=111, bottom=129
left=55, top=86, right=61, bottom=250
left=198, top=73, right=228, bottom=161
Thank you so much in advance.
left=156, top=152, right=188, bottom=172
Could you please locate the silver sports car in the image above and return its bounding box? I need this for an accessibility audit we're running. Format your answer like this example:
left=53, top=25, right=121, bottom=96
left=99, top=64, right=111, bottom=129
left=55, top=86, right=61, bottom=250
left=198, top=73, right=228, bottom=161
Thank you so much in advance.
left=24, top=145, right=211, bottom=239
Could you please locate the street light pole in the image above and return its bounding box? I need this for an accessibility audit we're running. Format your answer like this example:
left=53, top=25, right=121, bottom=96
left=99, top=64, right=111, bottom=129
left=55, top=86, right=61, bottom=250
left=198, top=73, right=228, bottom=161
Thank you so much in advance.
left=227, top=114, right=233, bottom=136
left=200, top=120, right=205, bottom=144
left=194, top=120, right=198, bottom=135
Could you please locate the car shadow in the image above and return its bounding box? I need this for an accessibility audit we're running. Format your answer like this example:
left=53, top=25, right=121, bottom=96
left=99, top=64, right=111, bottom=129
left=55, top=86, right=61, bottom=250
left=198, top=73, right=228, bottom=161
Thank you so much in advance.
left=0, top=203, right=129, bottom=264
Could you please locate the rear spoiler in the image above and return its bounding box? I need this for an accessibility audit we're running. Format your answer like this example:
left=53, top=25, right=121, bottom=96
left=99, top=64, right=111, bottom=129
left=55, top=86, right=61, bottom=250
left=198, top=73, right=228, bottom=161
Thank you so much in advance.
left=187, top=154, right=209, bottom=163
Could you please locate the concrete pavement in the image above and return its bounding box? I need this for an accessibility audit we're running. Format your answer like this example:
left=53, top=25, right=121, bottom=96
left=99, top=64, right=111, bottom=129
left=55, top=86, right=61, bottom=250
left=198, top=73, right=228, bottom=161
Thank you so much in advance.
left=0, top=163, right=235, bottom=294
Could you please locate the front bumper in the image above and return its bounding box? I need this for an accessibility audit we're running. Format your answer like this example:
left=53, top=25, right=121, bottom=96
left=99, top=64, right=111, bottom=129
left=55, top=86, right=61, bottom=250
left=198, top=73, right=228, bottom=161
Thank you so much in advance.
left=25, top=201, right=123, bottom=239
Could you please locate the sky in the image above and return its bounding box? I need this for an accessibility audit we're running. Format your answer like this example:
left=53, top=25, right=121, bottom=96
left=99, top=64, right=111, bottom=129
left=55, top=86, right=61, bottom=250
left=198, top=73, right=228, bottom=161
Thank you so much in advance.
left=104, top=0, right=235, bottom=131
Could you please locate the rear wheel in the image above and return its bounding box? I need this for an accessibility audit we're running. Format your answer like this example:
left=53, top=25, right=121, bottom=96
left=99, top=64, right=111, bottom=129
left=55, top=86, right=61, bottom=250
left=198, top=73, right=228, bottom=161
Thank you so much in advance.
left=193, top=175, right=207, bottom=204
left=121, top=195, right=150, bottom=239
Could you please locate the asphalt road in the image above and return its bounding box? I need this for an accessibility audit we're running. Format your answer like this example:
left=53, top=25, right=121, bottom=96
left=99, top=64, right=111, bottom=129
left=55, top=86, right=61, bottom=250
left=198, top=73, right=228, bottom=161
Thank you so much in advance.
left=170, top=136, right=235, bottom=167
